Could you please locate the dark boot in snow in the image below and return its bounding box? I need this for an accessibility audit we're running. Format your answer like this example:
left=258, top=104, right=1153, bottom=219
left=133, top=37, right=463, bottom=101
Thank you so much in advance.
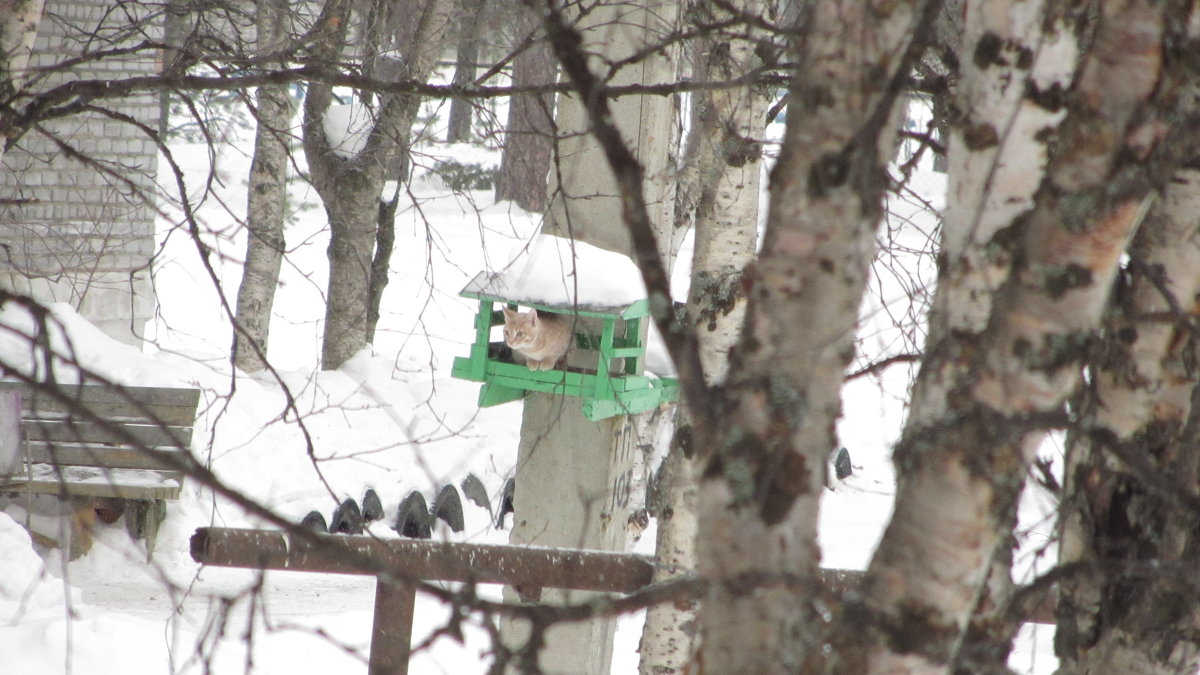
left=301, top=510, right=328, bottom=533
left=431, top=484, right=465, bottom=533
left=496, top=477, right=515, bottom=529
left=834, top=447, right=853, bottom=480
left=394, top=491, right=432, bottom=539
left=362, top=488, right=384, bottom=522
left=461, top=473, right=492, bottom=516
left=331, top=498, right=363, bottom=534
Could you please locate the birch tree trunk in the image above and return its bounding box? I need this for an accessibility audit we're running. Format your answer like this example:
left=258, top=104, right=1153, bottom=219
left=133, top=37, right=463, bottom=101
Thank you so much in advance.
left=844, top=2, right=1200, bottom=672
left=883, top=5, right=1078, bottom=668
left=695, top=2, right=937, bottom=672
left=0, top=0, right=45, bottom=166
left=681, top=2, right=766, bottom=378
left=638, top=3, right=766, bottom=670
left=303, top=0, right=454, bottom=369
left=1056, top=167, right=1200, bottom=674
left=232, top=0, right=292, bottom=373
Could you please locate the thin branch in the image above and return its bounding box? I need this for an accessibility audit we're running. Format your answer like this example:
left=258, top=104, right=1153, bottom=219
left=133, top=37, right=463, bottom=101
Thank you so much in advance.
left=846, top=352, right=921, bottom=381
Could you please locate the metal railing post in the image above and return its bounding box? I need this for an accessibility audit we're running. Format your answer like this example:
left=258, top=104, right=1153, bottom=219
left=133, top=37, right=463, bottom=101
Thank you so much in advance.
left=370, top=580, right=416, bottom=675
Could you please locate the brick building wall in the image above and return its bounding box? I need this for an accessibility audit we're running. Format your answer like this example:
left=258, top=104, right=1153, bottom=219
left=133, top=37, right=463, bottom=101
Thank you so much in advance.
left=0, top=0, right=162, bottom=346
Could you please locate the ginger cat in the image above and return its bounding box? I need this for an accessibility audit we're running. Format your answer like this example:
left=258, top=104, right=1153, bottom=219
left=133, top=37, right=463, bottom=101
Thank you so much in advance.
left=502, top=307, right=572, bottom=371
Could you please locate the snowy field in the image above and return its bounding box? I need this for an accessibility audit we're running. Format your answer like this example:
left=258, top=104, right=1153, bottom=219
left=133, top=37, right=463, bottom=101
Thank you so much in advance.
left=0, top=103, right=1058, bottom=673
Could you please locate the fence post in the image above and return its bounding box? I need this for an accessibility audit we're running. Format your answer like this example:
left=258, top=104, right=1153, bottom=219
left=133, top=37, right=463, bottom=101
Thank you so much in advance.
left=369, top=580, right=416, bottom=675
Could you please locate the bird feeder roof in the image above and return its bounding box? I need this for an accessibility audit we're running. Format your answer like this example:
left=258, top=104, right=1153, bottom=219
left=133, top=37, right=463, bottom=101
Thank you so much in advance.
left=458, top=235, right=651, bottom=319
left=459, top=272, right=649, bottom=319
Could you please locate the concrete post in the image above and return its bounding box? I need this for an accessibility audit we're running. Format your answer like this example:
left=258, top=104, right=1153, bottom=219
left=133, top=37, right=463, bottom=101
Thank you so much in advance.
left=501, top=394, right=644, bottom=673
left=544, top=0, right=679, bottom=259
left=500, top=3, right=680, bottom=670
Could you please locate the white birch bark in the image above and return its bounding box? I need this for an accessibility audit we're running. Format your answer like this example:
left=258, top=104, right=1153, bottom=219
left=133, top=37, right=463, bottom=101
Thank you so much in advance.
left=0, top=0, right=45, bottom=166
left=854, top=1, right=1198, bottom=671
left=869, top=6, right=1078, bottom=668
left=910, top=0, right=1078, bottom=426
left=638, top=434, right=700, bottom=673
left=683, top=3, right=765, bottom=381
left=1056, top=168, right=1200, bottom=674
left=638, top=3, right=765, bottom=671
left=696, top=1, right=932, bottom=672
left=233, top=0, right=292, bottom=373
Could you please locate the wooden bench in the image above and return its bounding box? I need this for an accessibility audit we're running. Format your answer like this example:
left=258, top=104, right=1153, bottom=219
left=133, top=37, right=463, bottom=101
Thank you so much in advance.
left=0, top=381, right=201, bottom=558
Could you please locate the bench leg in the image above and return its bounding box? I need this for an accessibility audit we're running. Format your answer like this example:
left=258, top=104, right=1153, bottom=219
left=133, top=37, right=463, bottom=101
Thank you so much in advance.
left=126, top=499, right=167, bottom=561
left=94, top=498, right=127, bottom=524
left=68, top=497, right=97, bottom=560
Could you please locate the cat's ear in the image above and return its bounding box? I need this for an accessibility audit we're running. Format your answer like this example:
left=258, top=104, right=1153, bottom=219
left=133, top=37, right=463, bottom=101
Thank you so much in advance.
left=502, top=307, right=516, bottom=320
left=529, top=311, right=539, bottom=325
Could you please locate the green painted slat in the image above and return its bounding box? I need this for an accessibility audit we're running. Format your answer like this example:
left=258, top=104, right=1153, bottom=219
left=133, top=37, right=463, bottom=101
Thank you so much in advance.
left=593, top=318, right=617, bottom=400
left=486, top=362, right=588, bottom=386
left=451, top=356, right=482, bottom=382
left=581, top=387, right=674, bottom=420
left=612, top=376, right=648, bottom=391
left=623, top=316, right=644, bottom=375
left=486, top=374, right=586, bottom=397
left=609, top=348, right=643, bottom=358
left=466, top=301, right=496, bottom=380
left=581, top=399, right=623, bottom=420
left=621, top=299, right=650, bottom=320
left=478, top=383, right=525, bottom=408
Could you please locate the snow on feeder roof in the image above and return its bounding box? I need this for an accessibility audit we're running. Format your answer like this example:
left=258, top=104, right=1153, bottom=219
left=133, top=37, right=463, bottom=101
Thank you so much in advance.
left=460, top=235, right=649, bottom=316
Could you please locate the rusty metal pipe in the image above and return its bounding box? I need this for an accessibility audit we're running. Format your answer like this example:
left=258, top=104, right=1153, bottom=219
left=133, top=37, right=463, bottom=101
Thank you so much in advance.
left=190, top=527, right=655, bottom=593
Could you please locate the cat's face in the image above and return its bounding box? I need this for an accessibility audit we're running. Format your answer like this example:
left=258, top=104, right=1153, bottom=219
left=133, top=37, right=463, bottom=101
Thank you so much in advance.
left=502, top=308, right=537, bottom=348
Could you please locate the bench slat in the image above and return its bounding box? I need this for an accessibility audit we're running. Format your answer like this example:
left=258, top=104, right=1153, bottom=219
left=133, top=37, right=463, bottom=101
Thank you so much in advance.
left=0, top=383, right=200, bottom=426
left=23, top=419, right=193, bottom=448
left=0, top=463, right=183, bottom=500
left=24, top=443, right=190, bottom=472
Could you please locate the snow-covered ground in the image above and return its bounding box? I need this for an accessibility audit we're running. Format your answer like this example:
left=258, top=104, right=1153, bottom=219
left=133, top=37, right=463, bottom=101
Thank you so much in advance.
left=0, top=105, right=1058, bottom=673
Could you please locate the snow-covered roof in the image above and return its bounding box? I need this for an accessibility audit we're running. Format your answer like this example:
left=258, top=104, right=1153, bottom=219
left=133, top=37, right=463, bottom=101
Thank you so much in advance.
left=461, top=235, right=648, bottom=315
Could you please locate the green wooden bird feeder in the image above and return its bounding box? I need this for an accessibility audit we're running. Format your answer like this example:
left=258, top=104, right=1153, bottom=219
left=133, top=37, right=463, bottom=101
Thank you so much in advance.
left=451, top=271, right=679, bottom=421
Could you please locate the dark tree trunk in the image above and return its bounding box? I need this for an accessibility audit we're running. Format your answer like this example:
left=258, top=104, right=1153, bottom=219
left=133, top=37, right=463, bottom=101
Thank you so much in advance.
left=446, top=0, right=483, bottom=143
left=302, top=0, right=454, bottom=370
left=320, top=168, right=379, bottom=368
left=494, top=5, right=555, bottom=213
left=366, top=188, right=398, bottom=344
